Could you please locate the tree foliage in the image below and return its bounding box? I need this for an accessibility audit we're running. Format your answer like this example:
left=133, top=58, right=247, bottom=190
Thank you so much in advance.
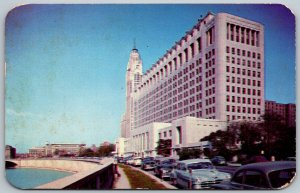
left=156, top=139, right=172, bottom=157
left=97, top=144, right=115, bottom=157
left=176, top=148, right=202, bottom=160
left=200, top=112, right=296, bottom=161
left=79, top=144, right=115, bottom=157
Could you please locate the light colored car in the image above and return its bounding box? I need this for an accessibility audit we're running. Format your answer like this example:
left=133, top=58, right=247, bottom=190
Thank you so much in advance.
left=171, top=158, right=231, bottom=189
left=126, top=157, right=134, bottom=165
left=132, top=157, right=142, bottom=167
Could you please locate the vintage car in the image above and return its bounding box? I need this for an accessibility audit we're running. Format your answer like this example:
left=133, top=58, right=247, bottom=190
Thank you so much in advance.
left=211, top=156, right=227, bottom=166
left=141, top=160, right=156, bottom=170
left=154, top=158, right=178, bottom=179
left=132, top=157, right=142, bottom=167
left=170, top=158, right=231, bottom=189
left=212, top=161, right=296, bottom=190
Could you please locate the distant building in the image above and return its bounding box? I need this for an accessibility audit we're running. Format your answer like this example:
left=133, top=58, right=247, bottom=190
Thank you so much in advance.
left=265, top=100, right=296, bottom=127
left=29, top=147, right=45, bottom=158
left=28, top=143, right=86, bottom=157
left=5, top=145, right=16, bottom=159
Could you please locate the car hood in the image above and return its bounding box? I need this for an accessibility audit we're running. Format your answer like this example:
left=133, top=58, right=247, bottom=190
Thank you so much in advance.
left=191, top=169, right=230, bottom=179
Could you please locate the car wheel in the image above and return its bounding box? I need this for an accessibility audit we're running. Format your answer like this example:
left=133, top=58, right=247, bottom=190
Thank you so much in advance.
left=171, top=178, right=177, bottom=185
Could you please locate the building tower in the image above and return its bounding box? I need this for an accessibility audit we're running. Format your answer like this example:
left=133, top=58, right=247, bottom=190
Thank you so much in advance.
left=121, top=46, right=143, bottom=138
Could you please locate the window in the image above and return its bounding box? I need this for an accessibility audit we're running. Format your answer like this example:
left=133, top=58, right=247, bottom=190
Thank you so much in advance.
left=226, top=46, right=230, bottom=53
left=242, top=50, right=246, bottom=56
left=177, top=126, right=182, bottom=144
left=190, top=43, right=195, bottom=58
left=184, top=48, right=188, bottom=62
left=244, top=170, right=268, bottom=188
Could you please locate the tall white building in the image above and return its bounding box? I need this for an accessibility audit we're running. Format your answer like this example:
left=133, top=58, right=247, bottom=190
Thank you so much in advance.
left=121, top=47, right=143, bottom=138
left=119, top=12, right=265, bottom=157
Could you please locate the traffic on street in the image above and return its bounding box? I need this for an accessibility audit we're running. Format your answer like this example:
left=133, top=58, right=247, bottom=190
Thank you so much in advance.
left=116, top=155, right=296, bottom=190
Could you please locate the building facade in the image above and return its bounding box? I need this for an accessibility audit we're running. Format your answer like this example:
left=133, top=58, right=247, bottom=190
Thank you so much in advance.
left=119, top=12, right=265, bottom=157
left=265, top=100, right=296, bottom=127
left=29, top=143, right=86, bottom=157
left=5, top=145, right=16, bottom=159
left=121, top=47, right=143, bottom=138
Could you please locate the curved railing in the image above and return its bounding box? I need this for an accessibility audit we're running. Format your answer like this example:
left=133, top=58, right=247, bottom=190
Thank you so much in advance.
left=6, top=158, right=116, bottom=189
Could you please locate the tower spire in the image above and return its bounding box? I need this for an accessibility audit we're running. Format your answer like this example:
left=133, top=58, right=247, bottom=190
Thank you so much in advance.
left=133, top=38, right=136, bottom=50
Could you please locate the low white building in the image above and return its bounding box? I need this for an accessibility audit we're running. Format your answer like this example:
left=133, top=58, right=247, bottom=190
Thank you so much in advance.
left=116, top=116, right=227, bottom=157
left=170, top=116, right=227, bottom=156
left=131, top=122, right=171, bottom=157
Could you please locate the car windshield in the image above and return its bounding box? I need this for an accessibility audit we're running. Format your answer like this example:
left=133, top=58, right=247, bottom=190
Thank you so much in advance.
left=268, top=168, right=296, bottom=189
left=187, top=162, right=214, bottom=170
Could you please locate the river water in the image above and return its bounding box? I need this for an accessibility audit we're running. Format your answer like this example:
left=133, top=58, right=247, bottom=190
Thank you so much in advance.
left=6, top=168, right=73, bottom=189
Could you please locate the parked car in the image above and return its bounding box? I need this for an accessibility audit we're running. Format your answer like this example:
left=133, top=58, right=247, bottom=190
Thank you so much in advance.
left=154, top=158, right=178, bottom=179
left=170, top=158, right=231, bottom=189
left=132, top=157, right=142, bottom=167
left=285, top=157, right=296, bottom=161
left=211, top=156, right=227, bottom=166
left=141, top=160, right=156, bottom=170
left=212, top=161, right=296, bottom=190
left=242, top=155, right=268, bottom=165
left=125, top=157, right=134, bottom=165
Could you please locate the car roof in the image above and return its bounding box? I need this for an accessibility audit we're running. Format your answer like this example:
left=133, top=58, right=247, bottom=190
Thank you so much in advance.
left=179, top=158, right=212, bottom=164
left=237, top=161, right=295, bottom=174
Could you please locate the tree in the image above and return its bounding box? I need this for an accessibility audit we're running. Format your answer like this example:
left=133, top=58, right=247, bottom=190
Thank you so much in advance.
left=200, top=129, right=238, bottom=160
left=97, top=144, right=115, bottom=157
left=79, top=148, right=95, bottom=157
left=200, top=112, right=296, bottom=162
left=156, top=139, right=172, bottom=157
left=260, top=112, right=296, bottom=159
left=177, top=148, right=202, bottom=160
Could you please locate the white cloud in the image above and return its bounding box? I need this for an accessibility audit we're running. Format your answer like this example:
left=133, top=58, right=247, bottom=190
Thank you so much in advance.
left=6, top=108, right=42, bottom=118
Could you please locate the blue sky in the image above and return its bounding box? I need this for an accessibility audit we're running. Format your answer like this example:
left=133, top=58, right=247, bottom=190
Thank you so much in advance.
left=5, top=4, right=295, bottom=153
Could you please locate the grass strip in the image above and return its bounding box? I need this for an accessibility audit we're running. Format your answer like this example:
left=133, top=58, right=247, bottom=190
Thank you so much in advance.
left=118, top=164, right=168, bottom=190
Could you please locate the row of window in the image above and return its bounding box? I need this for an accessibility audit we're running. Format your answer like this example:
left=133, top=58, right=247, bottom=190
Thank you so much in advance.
left=226, top=56, right=262, bottom=69
left=226, top=85, right=262, bottom=96
left=227, top=115, right=260, bottom=121
left=226, top=66, right=262, bottom=77
left=158, top=130, right=172, bottom=139
left=226, top=76, right=262, bottom=87
left=226, top=46, right=261, bottom=59
left=226, top=95, right=262, bottom=105
left=227, top=23, right=260, bottom=47
left=226, top=105, right=262, bottom=114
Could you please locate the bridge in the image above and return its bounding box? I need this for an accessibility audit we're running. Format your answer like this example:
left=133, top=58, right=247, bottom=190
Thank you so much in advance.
left=6, top=158, right=116, bottom=189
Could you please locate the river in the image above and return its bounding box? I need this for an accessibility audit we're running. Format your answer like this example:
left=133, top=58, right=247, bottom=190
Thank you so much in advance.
left=6, top=168, right=73, bottom=189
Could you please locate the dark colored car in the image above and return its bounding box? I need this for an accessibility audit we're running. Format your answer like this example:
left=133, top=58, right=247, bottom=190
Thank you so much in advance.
left=211, top=156, right=227, bottom=166
left=212, top=161, right=296, bottom=190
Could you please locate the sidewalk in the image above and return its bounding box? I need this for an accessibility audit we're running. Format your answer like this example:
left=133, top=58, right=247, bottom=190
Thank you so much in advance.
left=113, top=166, right=131, bottom=189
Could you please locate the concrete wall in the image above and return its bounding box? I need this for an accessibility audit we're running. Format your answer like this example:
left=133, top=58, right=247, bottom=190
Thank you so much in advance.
left=11, top=159, right=99, bottom=173
left=7, top=158, right=116, bottom=189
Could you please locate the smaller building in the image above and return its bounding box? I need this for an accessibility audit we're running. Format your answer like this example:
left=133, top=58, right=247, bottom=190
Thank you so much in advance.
left=118, top=116, right=227, bottom=157
left=169, top=117, right=227, bottom=156
left=5, top=145, right=16, bottom=159
left=265, top=100, right=296, bottom=127
left=29, top=147, right=45, bottom=158
left=29, top=143, right=86, bottom=157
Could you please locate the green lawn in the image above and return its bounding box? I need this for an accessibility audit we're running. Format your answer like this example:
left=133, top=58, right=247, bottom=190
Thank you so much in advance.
left=118, top=164, right=168, bottom=190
